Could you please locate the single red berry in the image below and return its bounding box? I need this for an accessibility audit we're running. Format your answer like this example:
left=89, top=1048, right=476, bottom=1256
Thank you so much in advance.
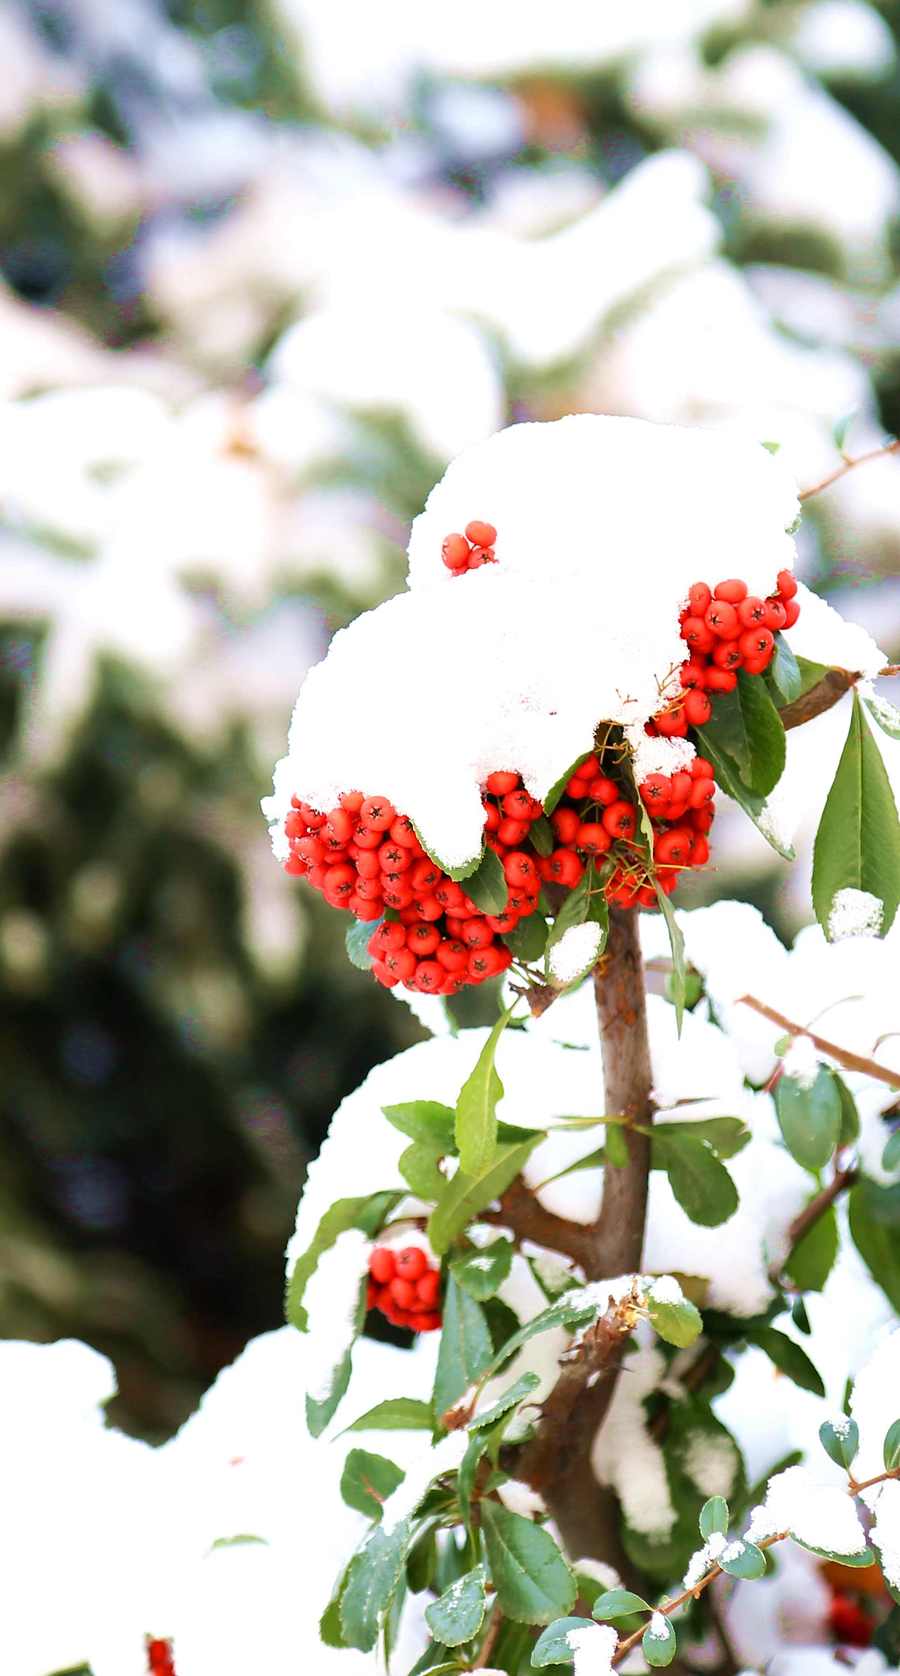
left=412, top=894, right=443, bottom=922
left=640, top=775, right=671, bottom=807
left=739, top=627, right=774, bottom=661
left=378, top=840, right=410, bottom=873
left=712, top=640, right=743, bottom=671
left=395, top=1246, right=428, bottom=1281
left=497, top=817, right=529, bottom=846
left=552, top=806, right=581, bottom=844
left=324, top=863, right=355, bottom=901
left=390, top=1277, right=417, bottom=1308
left=682, top=616, right=716, bottom=654
left=689, top=777, right=716, bottom=809
left=324, top=807, right=354, bottom=844
left=503, top=851, right=536, bottom=886
left=692, top=755, right=714, bottom=778
left=370, top=921, right=406, bottom=955
left=461, top=918, right=493, bottom=949
left=705, top=666, right=737, bottom=693
left=307, top=863, right=329, bottom=891
left=576, top=821, right=611, bottom=855
left=360, top=796, right=395, bottom=832
left=655, top=827, right=693, bottom=867
left=482, top=802, right=501, bottom=832
left=587, top=775, right=619, bottom=807
left=434, top=879, right=465, bottom=910
left=566, top=774, right=589, bottom=800
left=413, top=1311, right=442, bottom=1332
left=714, top=578, right=748, bottom=605
left=284, top=809, right=307, bottom=840
left=737, top=596, right=766, bottom=628
left=679, top=661, right=708, bottom=690
left=410, top=858, right=441, bottom=892
left=414, top=959, right=444, bottom=992
left=829, top=1594, right=872, bottom=1648
left=637, top=884, right=658, bottom=908
left=350, top=895, right=381, bottom=921
left=486, top=910, right=520, bottom=934
left=742, top=655, right=769, bottom=676
left=370, top=1247, right=395, bottom=1283
left=468, top=944, right=511, bottom=981
left=416, top=1269, right=441, bottom=1307
left=353, top=823, right=382, bottom=850
left=783, top=599, right=800, bottom=627
left=436, top=938, right=468, bottom=972
left=684, top=689, right=712, bottom=727
left=442, top=532, right=470, bottom=571
left=283, top=854, right=307, bottom=876
left=389, top=815, right=418, bottom=847
left=691, top=835, right=710, bottom=866
left=692, top=806, right=715, bottom=834
left=705, top=600, right=740, bottom=639
left=763, top=598, right=787, bottom=632
left=777, top=568, right=798, bottom=599
left=407, top=922, right=440, bottom=956
left=465, top=519, right=497, bottom=547
left=655, top=707, right=689, bottom=737
left=486, top=770, right=519, bottom=795
left=354, top=875, right=384, bottom=902
left=688, top=582, right=712, bottom=615
left=383, top=946, right=416, bottom=981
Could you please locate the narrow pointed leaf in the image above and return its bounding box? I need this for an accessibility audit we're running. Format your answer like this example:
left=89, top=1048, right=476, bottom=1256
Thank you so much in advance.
left=344, top=1398, right=433, bottom=1434
left=812, top=694, right=900, bottom=939
left=428, top=1135, right=541, bottom=1256
left=286, top=1191, right=400, bottom=1331
left=455, top=1010, right=512, bottom=1177
left=749, top=1327, right=825, bottom=1396
left=432, top=1273, right=493, bottom=1418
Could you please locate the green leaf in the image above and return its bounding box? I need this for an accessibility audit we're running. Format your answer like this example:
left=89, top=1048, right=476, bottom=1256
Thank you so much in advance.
left=544, top=753, right=593, bottom=816
left=648, top=1292, right=702, bottom=1350
left=406, top=1523, right=437, bottom=1594
left=428, top=1135, right=541, bottom=1256
left=719, top=1540, right=767, bottom=1580
left=884, top=1419, right=900, bottom=1472
left=836, top=1074, right=861, bottom=1146
left=864, top=691, right=900, bottom=741
left=346, top=916, right=379, bottom=970
left=775, top=1068, right=841, bottom=1172
left=481, top=1502, right=576, bottom=1625
left=749, top=1327, right=825, bottom=1396
left=652, top=1132, right=738, bottom=1227
left=382, top=1101, right=457, bottom=1150
left=546, top=870, right=591, bottom=952
left=425, top=1565, right=487, bottom=1648
left=794, top=656, right=833, bottom=696
left=432, top=1273, right=493, bottom=1419
left=532, top=1617, right=596, bottom=1666
left=792, top=1296, right=811, bottom=1334
left=654, top=1117, right=750, bottom=1159
left=849, top=1179, right=900, bottom=1311
left=399, top=1142, right=445, bottom=1200
left=464, top=848, right=509, bottom=916
left=702, top=673, right=786, bottom=797
left=812, top=694, right=900, bottom=939
left=344, top=1397, right=434, bottom=1434
left=504, top=912, right=549, bottom=964
left=792, top=1538, right=874, bottom=1567
left=452, top=1237, right=514, bottom=1301
left=306, top=1284, right=365, bottom=1438
left=340, top=1450, right=405, bottom=1521
left=696, top=722, right=795, bottom=860
left=469, top=1372, right=540, bottom=1432
left=592, top=1589, right=651, bottom=1620
left=286, top=1191, right=400, bottom=1332
left=529, top=815, right=555, bottom=857
left=341, top=1520, right=411, bottom=1652
left=320, top=1564, right=351, bottom=1647
left=643, top=1615, right=677, bottom=1666
left=653, top=879, right=687, bottom=1031
left=481, top=1295, right=597, bottom=1383
left=883, top=1130, right=900, bottom=1173
left=819, top=1418, right=859, bottom=1470
left=699, top=1497, right=729, bottom=1540
left=785, top=1202, right=838, bottom=1292
left=456, top=1010, right=512, bottom=1177
left=767, top=634, right=803, bottom=705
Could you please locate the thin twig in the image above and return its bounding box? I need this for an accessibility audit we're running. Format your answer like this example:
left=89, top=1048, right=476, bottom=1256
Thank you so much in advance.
left=471, top=1603, right=502, bottom=1668
left=771, top=1165, right=858, bottom=1283
left=798, top=438, right=900, bottom=502
left=737, top=995, right=900, bottom=1091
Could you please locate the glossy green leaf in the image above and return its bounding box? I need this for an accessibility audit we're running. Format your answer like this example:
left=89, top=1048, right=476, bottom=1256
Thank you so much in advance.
left=643, top=1615, right=677, bottom=1666
left=884, top=1419, right=900, bottom=1472
left=432, top=1274, right=493, bottom=1419
left=775, top=1068, right=841, bottom=1172
left=696, top=723, right=795, bottom=860
left=792, top=1537, right=874, bottom=1567
left=428, top=1135, right=541, bottom=1256
left=382, top=1101, right=456, bottom=1150
left=850, top=1179, right=900, bottom=1311
left=653, top=1116, right=749, bottom=1160
left=819, top=1418, right=859, bottom=1471
left=702, top=672, right=786, bottom=797
left=343, top=1398, right=434, bottom=1434
left=346, top=916, right=379, bottom=970
left=481, top=1295, right=597, bottom=1384
left=455, top=1010, right=512, bottom=1177
left=532, top=1616, right=596, bottom=1666
left=469, top=1371, right=540, bottom=1432
left=306, top=1272, right=367, bottom=1437
left=699, top=1497, right=729, bottom=1540
left=464, top=848, right=509, bottom=916
left=836, top=1074, right=861, bottom=1146
left=529, top=815, right=555, bottom=857
left=340, top=1520, right=411, bottom=1652
left=399, top=1142, right=445, bottom=1200
left=425, top=1565, right=487, bottom=1648
left=544, top=753, right=594, bottom=816
left=340, top=1450, right=405, bottom=1521
left=719, top=1540, right=766, bottom=1580
left=285, top=1191, right=400, bottom=1332
left=750, top=1327, right=825, bottom=1396
left=883, top=1130, right=900, bottom=1173
left=504, top=912, right=549, bottom=964
left=767, top=633, right=803, bottom=705
left=812, top=694, right=900, bottom=939
left=648, top=1292, right=702, bottom=1350
left=785, top=1202, right=838, bottom=1292
left=592, top=1588, right=650, bottom=1620
left=652, top=1132, right=738, bottom=1227
left=452, top=1237, right=513, bottom=1301
left=481, top=1502, right=576, bottom=1625
left=546, top=870, right=591, bottom=952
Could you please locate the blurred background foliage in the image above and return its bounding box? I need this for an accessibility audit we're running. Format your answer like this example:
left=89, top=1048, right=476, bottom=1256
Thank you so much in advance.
left=1, top=0, right=898, bottom=1437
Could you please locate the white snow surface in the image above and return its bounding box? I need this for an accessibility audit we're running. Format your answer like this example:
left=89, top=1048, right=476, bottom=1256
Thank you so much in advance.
left=781, top=1033, right=820, bottom=1089
left=567, top=1620, right=620, bottom=1676
left=266, top=415, right=798, bottom=869
left=828, top=887, right=884, bottom=941
left=302, top=1227, right=370, bottom=1402
left=549, top=921, right=606, bottom=987
left=747, top=1464, right=867, bottom=1555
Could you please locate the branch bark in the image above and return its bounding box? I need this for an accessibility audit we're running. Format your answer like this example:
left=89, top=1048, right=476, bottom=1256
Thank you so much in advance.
left=798, top=437, right=899, bottom=502
left=737, top=994, right=900, bottom=1091
left=779, top=667, right=859, bottom=731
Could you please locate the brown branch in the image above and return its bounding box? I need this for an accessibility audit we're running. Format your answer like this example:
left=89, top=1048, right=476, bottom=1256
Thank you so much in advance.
left=591, top=907, right=655, bottom=1276
left=471, top=1603, right=502, bottom=1668
left=737, top=995, right=900, bottom=1091
left=483, top=1177, right=605, bottom=1276
left=773, top=1165, right=858, bottom=1282
left=798, top=438, right=900, bottom=502
left=779, top=667, right=859, bottom=731
left=610, top=1532, right=788, bottom=1666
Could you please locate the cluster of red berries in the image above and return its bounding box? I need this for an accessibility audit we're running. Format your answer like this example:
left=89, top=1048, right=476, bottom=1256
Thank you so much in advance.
left=367, top=1245, right=442, bottom=1332
left=648, top=569, right=800, bottom=739
left=441, top=519, right=498, bottom=574
left=146, top=1638, right=176, bottom=1676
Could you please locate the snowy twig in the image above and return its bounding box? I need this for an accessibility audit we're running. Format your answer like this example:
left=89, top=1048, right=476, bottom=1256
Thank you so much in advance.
left=798, top=437, right=900, bottom=503
left=737, top=995, right=900, bottom=1091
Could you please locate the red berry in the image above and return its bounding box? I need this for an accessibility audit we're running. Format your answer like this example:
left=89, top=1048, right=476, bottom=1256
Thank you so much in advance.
left=777, top=568, right=798, bottom=599
left=705, top=600, right=739, bottom=639
left=436, top=938, right=468, bottom=972
left=783, top=599, right=800, bottom=627
left=587, top=775, right=619, bottom=807
left=354, top=876, right=384, bottom=902
left=684, top=689, right=712, bottom=727
left=682, top=617, right=715, bottom=654
left=353, top=823, right=383, bottom=850
left=497, top=818, right=529, bottom=846
left=640, top=775, right=671, bottom=807
left=486, top=910, right=520, bottom=934
left=395, top=1246, right=428, bottom=1281
left=763, top=598, right=787, bottom=632
left=602, top=800, right=636, bottom=839
left=324, top=863, right=355, bottom=901
left=434, top=879, right=465, bottom=911
left=503, top=851, right=536, bottom=887
left=552, top=807, right=580, bottom=842
left=324, top=807, right=354, bottom=844
left=411, top=894, right=443, bottom=922
left=410, top=858, right=441, bottom=892
left=379, top=840, right=410, bottom=873
left=350, top=895, right=382, bottom=921
left=414, top=960, right=443, bottom=992
left=407, top=923, right=440, bottom=956
left=679, top=661, right=708, bottom=690
left=360, top=796, right=395, bottom=832
left=389, top=815, right=418, bottom=847
left=283, top=854, right=307, bottom=875
left=485, top=771, right=519, bottom=795
left=714, top=578, right=748, bottom=604
left=692, top=806, right=715, bottom=834
left=577, top=821, right=611, bottom=855
left=416, top=1269, right=441, bottom=1307
left=370, top=921, right=406, bottom=955
left=712, top=640, right=743, bottom=671
left=413, top=1311, right=442, bottom=1332
left=566, top=774, right=589, bottom=800
left=689, top=777, right=716, bottom=809
left=442, top=532, right=470, bottom=571
left=370, top=1248, right=395, bottom=1283
left=655, top=827, right=693, bottom=867
left=691, top=835, right=710, bottom=866
left=383, top=946, right=416, bottom=980
left=688, top=582, right=712, bottom=615
left=468, top=945, right=511, bottom=981
left=467, top=545, right=491, bottom=568
left=461, top=918, right=493, bottom=949
left=656, top=708, right=689, bottom=738
left=738, top=627, right=774, bottom=662
left=737, top=596, right=766, bottom=628
left=382, top=881, right=414, bottom=911
left=705, top=666, right=737, bottom=693
left=465, top=519, right=497, bottom=547
left=390, top=1277, right=417, bottom=1308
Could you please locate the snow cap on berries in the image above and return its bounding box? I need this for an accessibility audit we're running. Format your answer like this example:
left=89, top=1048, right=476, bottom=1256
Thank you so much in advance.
left=265, top=416, right=798, bottom=871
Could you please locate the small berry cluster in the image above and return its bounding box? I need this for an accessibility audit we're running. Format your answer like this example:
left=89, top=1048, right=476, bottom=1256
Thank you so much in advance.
left=146, top=1638, right=176, bottom=1676
left=649, top=569, right=800, bottom=738
left=441, top=519, right=498, bottom=574
left=368, top=1245, right=442, bottom=1332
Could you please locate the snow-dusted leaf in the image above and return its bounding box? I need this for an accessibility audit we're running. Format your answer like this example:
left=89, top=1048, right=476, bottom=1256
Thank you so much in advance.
left=455, top=1009, right=512, bottom=1177
left=863, top=691, right=900, bottom=741
left=432, top=1274, right=493, bottom=1419
left=643, top=1614, right=677, bottom=1666
left=425, top=1565, right=487, bottom=1648
left=286, top=1191, right=400, bottom=1332
left=546, top=870, right=591, bottom=953
left=884, top=1419, right=900, bottom=1472
left=428, top=1134, right=541, bottom=1256
left=452, top=1237, right=513, bottom=1301
left=819, top=1419, right=859, bottom=1471
left=306, top=1274, right=367, bottom=1438
left=341, top=1450, right=406, bottom=1521
left=344, top=1397, right=434, bottom=1434
left=382, top=1101, right=457, bottom=1150
left=340, top=1519, right=412, bottom=1652
left=792, top=1537, right=874, bottom=1566
left=653, top=1132, right=738, bottom=1227
left=750, top=1328, right=825, bottom=1397
left=320, top=1562, right=352, bottom=1648
left=464, top=847, right=508, bottom=915
left=481, top=1502, right=576, bottom=1625
left=469, top=1372, right=540, bottom=1433
left=648, top=1293, right=702, bottom=1350
left=532, top=1616, right=596, bottom=1666
left=699, top=1497, right=729, bottom=1540
left=812, top=695, right=900, bottom=939
left=346, top=916, right=380, bottom=970
left=719, top=1540, right=766, bottom=1580
left=592, top=1589, right=650, bottom=1620
left=775, top=1068, right=841, bottom=1173
left=653, top=877, right=687, bottom=1031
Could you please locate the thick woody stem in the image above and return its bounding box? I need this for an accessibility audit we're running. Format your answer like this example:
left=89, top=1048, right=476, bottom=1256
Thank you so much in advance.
left=591, top=908, right=655, bottom=1276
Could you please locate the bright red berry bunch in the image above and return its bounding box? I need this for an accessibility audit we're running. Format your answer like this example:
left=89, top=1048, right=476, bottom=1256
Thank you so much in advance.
left=648, top=569, right=800, bottom=738
left=367, top=1245, right=442, bottom=1332
left=441, top=519, right=498, bottom=574
left=146, top=1638, right=176, bottom=1676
